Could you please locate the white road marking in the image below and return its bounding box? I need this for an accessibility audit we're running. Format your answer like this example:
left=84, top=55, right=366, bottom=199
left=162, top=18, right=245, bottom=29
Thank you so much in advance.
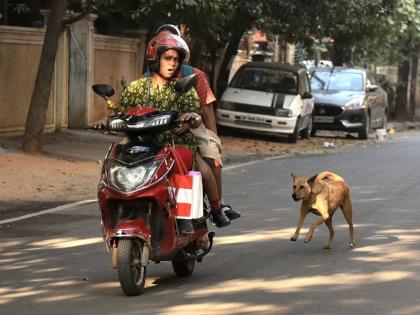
left=2, top=155, right=286, bottom=224
left=0, top=199, right=97, bottom=224
left=224, top=155, right=285, bottom=171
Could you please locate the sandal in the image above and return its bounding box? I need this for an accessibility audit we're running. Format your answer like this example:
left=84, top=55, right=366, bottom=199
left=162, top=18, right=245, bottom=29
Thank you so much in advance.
left=221, top=204, right=241, bottom=220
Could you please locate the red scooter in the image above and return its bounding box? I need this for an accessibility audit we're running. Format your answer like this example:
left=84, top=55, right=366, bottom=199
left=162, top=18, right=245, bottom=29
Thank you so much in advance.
left=92, top=75, right=215, bottom=296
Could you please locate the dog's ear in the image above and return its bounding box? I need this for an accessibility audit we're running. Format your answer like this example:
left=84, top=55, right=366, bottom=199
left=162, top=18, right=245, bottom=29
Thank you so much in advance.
left=308, top=174, right=317, bottom=184
left=308, top=174, right=323, bottom=194
left=290, top=173, right=297, bottom=182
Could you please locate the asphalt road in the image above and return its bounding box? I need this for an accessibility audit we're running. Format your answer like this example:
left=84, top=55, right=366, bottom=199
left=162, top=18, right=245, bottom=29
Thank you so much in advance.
left=1, top=132, right=420, bottom=315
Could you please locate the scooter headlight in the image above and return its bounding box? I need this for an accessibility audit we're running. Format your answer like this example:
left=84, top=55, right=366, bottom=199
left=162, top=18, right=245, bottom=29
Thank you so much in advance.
left=108, top=160, right=160, bottom=192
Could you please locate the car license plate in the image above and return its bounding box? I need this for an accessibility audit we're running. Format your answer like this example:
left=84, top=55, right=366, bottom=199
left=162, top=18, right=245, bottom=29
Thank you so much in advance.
left=314, top=116, right=334, bottom=123
left=238, top=115, right=265, bottom=123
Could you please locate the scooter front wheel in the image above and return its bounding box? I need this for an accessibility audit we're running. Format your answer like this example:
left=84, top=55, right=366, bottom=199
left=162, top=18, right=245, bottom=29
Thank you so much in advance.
left=117, top=239, right=146, bottom=296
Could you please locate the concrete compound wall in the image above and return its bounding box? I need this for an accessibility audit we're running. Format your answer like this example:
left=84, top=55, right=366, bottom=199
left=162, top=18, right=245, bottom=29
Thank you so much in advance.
left=0, top=13, right=146, bottom=136
left=92, top=34, right=144, bottom=122
left=0, top=26, right=57, bottom=135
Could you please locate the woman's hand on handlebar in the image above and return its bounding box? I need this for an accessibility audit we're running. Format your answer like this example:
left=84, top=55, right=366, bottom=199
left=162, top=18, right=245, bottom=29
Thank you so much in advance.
left=89, top=117, right=108, bottom=130
left=173, top=113, right=201, bottom=134
left=172, top=123, right=189, bottom=134
left=181, top=113, right=202, bottom=129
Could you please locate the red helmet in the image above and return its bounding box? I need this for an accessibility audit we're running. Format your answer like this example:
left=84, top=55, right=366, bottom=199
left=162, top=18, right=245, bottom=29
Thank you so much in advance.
left=155, top=24, right=181, bottom=36
left=146, top=33, right=190, bottom=74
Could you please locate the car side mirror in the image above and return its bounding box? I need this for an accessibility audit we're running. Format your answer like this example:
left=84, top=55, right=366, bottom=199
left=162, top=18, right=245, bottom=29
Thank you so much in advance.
left=92, top=84, right=115, bottom=100
left=175, top=74, right=197, bottom=94
left=367, top=84, right=378, bottom=92
left=302, top=91, right=312, bottom=99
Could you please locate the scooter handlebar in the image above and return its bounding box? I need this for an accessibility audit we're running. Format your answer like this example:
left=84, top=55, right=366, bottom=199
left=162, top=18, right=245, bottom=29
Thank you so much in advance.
left=86, top=112, right=201, bottom=131
left=174, top=115, right=202, bottom=127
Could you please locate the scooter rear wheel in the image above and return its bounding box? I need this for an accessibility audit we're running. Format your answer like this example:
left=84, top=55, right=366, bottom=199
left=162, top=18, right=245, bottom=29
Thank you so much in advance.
left=172, top=251, right=195, bottom=277
left=117, top=239, right=146, bottom=296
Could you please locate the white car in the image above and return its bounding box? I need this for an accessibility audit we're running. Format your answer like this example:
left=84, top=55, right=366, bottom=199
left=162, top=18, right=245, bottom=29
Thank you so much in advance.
left=216, top=62, right=314, bottom=143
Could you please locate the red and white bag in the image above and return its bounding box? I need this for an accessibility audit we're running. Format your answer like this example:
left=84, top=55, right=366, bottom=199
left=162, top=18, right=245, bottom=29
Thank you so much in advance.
left=169, top=149, right=204, bottom=219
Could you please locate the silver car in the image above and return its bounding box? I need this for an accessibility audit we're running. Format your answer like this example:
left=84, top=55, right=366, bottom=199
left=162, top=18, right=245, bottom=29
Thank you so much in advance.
left=216, top=62, right=314, bottom=143
left=310, top=67, right=388, bottom=139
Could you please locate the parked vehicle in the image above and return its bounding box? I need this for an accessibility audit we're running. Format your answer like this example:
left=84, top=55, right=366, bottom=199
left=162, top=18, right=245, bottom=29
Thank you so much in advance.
left=216, top=62, right=314, bottom=143
left=310, top=67, right=388, bottom=139
left=301, top=60, right=333, bottom=71
left=91, top=76, right=215, bottom=296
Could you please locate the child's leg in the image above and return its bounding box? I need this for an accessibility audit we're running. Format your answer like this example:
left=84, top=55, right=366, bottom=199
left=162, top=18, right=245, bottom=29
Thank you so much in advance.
left=213, top=163, right=223, bottom=200
left=195, top=153, right=230, bottom=227
left=196, top=154, right=219, bottom=208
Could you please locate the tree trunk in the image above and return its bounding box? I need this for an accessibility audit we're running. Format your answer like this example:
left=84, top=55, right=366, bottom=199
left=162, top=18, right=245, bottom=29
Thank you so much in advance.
left=189, top=36, right=202, bottom=68
left=395, top=59, right=410, bottom=121
left=1, top=0, right=8, bottom=25
left=330, top=35, right=355, bottom=66
left=22, top=0, right=66, bottom=153
left=332, top=41, right=345, bottom=66
left=409, top=45, right=419, bottom=119
left=216, top=30, right=244, bottom=98
left=209, top=49, right=217, bottom=91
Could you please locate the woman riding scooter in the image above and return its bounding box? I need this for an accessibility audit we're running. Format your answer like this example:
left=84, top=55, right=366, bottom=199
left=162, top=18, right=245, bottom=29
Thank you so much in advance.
left=93, top=33, right=230, bottom=229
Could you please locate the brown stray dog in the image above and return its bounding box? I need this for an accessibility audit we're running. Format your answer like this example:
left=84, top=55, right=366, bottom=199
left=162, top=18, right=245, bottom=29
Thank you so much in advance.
left=290, top=171, right=355, bottom=249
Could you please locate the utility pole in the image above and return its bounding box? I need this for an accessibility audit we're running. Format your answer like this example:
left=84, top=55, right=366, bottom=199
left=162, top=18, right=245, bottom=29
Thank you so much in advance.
left=274, top=35, right=280, bottom=62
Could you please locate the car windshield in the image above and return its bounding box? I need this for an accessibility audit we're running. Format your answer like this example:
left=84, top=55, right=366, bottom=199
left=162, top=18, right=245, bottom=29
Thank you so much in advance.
left=230, top=67, right=298, bottom=94
left=310, top=71, right=364, bottom=92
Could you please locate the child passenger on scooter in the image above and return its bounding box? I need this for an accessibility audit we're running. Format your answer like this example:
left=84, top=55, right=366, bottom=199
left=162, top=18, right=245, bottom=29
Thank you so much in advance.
left=146, top=24, right=241, bottom=222
left=93, top=33, right=230, bottom=231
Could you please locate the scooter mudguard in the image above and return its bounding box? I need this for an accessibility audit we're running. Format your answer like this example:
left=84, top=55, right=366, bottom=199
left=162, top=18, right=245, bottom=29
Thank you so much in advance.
left=112, top=218, right=150, bottom=241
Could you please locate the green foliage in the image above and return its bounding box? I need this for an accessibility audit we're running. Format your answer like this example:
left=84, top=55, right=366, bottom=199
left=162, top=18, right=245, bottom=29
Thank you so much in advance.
left=62, top=1, right=420, bottom=79
left=11, top=3, right=31, bottom=14
left=369, top=0, right=420, bottom=64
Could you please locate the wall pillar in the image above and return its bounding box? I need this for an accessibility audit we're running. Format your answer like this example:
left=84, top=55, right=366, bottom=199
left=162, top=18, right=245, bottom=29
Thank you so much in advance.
left=125, top=29, right=148, bottom=76
left=68, top=13, right=97, bottom=128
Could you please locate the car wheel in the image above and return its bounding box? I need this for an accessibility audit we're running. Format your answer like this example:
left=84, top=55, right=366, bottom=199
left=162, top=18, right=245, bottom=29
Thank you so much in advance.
left=300, top=115, right=313, bottom=139
left=288, top=117, right=300, bottom=143
left=358, top=113, right=370, bottom=140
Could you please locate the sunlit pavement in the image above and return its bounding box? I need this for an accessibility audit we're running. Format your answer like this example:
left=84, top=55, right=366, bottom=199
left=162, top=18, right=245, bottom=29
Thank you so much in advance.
left=1, top=132, right=420, bottom=315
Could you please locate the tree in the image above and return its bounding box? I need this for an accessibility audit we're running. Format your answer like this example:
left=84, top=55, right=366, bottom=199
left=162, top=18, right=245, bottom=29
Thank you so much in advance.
left=389, top=0, right=420, bottom=121
left=22, top=1, right=91, bottom=153
left=409, top=44, right=419, bottom=117
left=305, top=0, right=394, bottom=66
left=215, top=1, right=263, bottom=97
left=22, top=0, right=66, bottom=153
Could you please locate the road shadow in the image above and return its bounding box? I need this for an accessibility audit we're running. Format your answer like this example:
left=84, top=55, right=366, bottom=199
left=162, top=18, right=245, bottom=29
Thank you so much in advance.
left=0, top=185, right=419, bottom=314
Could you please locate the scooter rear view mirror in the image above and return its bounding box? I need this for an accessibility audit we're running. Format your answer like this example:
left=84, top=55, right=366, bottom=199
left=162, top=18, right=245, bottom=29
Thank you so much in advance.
left=175, top=74, right=197, bottom=94
left=92, top=84, right=115, bottom=100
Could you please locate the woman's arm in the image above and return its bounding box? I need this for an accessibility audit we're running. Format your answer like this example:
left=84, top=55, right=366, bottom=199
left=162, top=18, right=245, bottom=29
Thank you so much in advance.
left=172, top=88, right=202, bottom=134
left=118, top=84, right=136, bottom=112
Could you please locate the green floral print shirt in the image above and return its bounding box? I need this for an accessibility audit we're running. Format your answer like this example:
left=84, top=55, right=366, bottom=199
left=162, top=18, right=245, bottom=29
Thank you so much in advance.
left=118, top=77, right=201, bottom=151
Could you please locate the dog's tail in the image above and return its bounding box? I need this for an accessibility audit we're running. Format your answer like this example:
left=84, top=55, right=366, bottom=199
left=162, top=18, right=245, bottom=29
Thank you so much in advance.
left=317, top=171, right=344, bottom=182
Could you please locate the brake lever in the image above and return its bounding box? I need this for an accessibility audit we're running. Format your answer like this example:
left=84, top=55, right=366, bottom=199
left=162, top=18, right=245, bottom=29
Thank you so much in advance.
left=175, top=115, right=202, bottom=126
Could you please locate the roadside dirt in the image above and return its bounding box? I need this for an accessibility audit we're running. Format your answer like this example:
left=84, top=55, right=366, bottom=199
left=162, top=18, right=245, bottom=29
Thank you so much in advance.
left=2, top=121, right=418, bottom=216
left=0, top=130, right=371, bottom=211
